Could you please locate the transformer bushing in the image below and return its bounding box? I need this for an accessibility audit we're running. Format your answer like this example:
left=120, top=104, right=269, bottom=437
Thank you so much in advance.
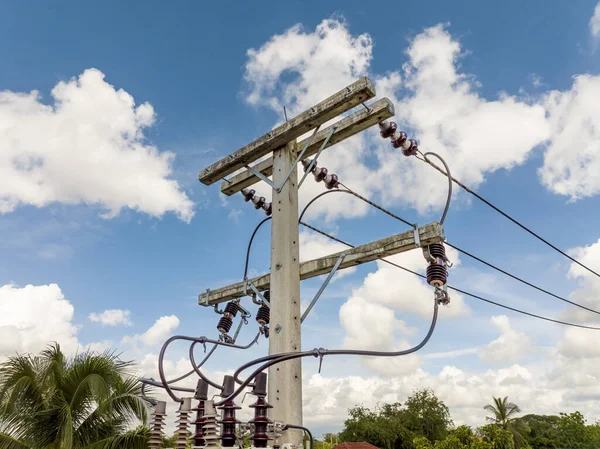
left=249, top=372, right=273, bottom=449
left=203, top=401, right=220, bottom=449
left=176, top=398, right=192, bottom=449
left=191, top=379, right=209, bottom=449
left=149, top=401, right=167, bottom=449
left=218, top=376, right=241, bottom=448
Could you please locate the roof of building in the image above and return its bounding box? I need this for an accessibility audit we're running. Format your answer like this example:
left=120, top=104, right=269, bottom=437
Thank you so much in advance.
left=332, top=442, right=380, bottom=449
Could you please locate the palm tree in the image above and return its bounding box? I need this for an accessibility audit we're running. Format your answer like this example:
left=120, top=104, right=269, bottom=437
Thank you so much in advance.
left=484, top=396, right=523, bottom=448
left=0, top=343, right=151, bottom=449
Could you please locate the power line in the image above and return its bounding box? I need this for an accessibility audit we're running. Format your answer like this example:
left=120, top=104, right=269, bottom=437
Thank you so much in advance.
left=445, top=241, right=600, bottom=317
left=301, top=222, right=600, bottom=331
left=415, top=151, right=600, bottom=280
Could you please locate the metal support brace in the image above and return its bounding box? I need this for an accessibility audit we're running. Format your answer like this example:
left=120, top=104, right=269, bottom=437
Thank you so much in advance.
left=244, top=164, right=278, bottom=190
left=276, top=126, right=320, bottom=192
left=300, top=254, right=346, bottom=323
left=298, top=126, right=337, bottom=188
left=247, top=282, right=271, bottom=308
left=200, top=289, right=211, bottom=306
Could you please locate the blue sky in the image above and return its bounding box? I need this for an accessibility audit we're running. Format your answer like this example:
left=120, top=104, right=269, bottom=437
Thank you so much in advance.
left=2, top=0, right=600, bottom=437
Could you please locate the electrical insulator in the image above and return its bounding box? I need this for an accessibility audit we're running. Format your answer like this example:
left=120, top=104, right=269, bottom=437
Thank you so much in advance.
left=256, top=304, right=270, bottom=325
left=379, top=121, right=397, bottom=139
left=242, top=189, right=255, bottom=202
left=402, top=139, right=419, bottom=157
left=224, top=301, right=240, bottom=317
left=314, top=166, right=328, bottom=182
left=149, top=401, right=167, bottom=449
left=262, top=202, right=272, bottom=216
left=175, top=398, right=192, bottom=449
left=249, top=372, right=273, bottom=449
left=217, top=316, right=233, bottom=334
left=426, top=260, right=448, bottom=287
left=390, top=130, right=408, bottom=149
left=218, top=376, right=241, bottom=448
left=202, top=401, right=220, bottom=449
left=252, top=196, right=266, bottom=210
left=302, top=159, right=316, bottom=173
left=324, top=173, right=339, bottom=190
left=427, top=243, right=446, bottom=262
left=192, top=380, right=209, bottom=449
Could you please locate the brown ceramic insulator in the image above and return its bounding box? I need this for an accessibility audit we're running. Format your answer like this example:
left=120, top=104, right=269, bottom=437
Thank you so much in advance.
left=379, top=121, right=397, bottom=138
left=218, top=400, right=241, bottom=447
left=217, top=315, right=233, bottom=334
left=426, top=261, right=448, bottom=287
left=256, top=304, right=270, bottom=325
left=390, top=130, right=408, bottom=149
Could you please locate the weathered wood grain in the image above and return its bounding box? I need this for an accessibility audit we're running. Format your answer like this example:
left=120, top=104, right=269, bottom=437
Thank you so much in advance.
left=198, top=222, right=444, bottom=305
left=220, top=97, right=395, bottom=196
left=198, top=77, right=376, bottom=185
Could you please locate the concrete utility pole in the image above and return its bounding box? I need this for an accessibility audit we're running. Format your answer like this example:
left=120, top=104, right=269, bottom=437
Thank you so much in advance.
left=197, top=77, right=445, bottom=449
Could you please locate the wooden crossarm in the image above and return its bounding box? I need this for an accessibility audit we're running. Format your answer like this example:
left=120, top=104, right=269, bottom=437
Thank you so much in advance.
left=198, top=222, right=444, bottom=305
left=198, top=77, right=376, bottom=185
left=220, top=98, right=395, bottom=196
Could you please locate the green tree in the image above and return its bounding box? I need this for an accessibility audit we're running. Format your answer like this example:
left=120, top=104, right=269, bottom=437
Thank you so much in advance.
left=478, top=424, right=515, bottom=449
left=403, top=389, right=453, bottom=442
left=484, top=397, right=523, bottom=448
left=0, top=343, right=150, bottom=449
left=556, top=412, right=591, bottom=449
left=514, top=414, right=561, bottom=449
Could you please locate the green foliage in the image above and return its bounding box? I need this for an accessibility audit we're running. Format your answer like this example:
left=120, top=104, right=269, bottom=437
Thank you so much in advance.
left=478, top=424, right=515, bottom=449
left=403, top=389, right=454, bottom=442
left=340, top=389, right=453, bottom=449
left=0, top=343, right=150, bottom=449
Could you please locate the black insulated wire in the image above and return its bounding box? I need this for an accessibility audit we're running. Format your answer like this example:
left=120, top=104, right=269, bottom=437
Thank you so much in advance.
left=417, top=152, right=600, bottom=280
left=446, top=241, right=600, bottom=317
left=283, top=424, right=314, bottom=449
left=421, top=152, right=452, bottom=225
left=244, top=217, right=272, bottom=280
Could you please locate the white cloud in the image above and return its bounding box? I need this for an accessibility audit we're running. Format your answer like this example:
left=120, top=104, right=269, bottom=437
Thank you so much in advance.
left=590, top=2, right=600, bottom=37
left=540, top=75, right=600, bottom=201
left=299, top=228, right=356, bottom=279
left=122, top=315, right=180, bottom=347
left=478, top=315, right=533, bottom=364
left=89, top=309, right=133, bottom=327
left=0, top=68, right=194, bottom=222
left=0, top=283, right=79, bottom=357
left=244, top=20, right=551, bottom=223
left=373, top=24, right=550, bottom=214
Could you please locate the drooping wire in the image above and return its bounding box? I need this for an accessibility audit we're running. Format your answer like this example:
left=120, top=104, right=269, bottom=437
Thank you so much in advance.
left=324, top=177, right=600, bottom=319
left=244, top=217, right=272, bottom=280
left=336, top=182, right=415, bottom=228
left=283, top=424, right=314, bottom=449
left=415, top=150, right=600, bottom=280
left=446, top=241, right=600, bottom=317
left=302, top=222, right=600, bottom=331
left=421, top=152, right=452, bottom=225
left=218, top=295, right=438, bottom=407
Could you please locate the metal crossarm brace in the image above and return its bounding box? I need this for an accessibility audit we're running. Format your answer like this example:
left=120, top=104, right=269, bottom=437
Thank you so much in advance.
left=301, top=254, right=345, bottom=323
left=198, top=221, right=444, bottom=306
left=220, top=97, right=395, bottom=196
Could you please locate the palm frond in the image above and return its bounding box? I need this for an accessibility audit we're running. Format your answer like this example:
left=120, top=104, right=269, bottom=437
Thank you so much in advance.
left=0, top=433, right=30, bottom=449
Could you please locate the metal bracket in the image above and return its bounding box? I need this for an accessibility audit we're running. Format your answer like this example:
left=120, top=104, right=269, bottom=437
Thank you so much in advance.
left=276, top=125, right=320, bottom=192
left=413, top=225, right=421, bottom=248
left=298, top=126, right=337, bottom=188
left=301, top=254, right=345, bottom=323
left=200, top=288, right=210, bottom=306
left=244, top=164, right=278, bottom=190
left=247, top=282, right=270, bottom=308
